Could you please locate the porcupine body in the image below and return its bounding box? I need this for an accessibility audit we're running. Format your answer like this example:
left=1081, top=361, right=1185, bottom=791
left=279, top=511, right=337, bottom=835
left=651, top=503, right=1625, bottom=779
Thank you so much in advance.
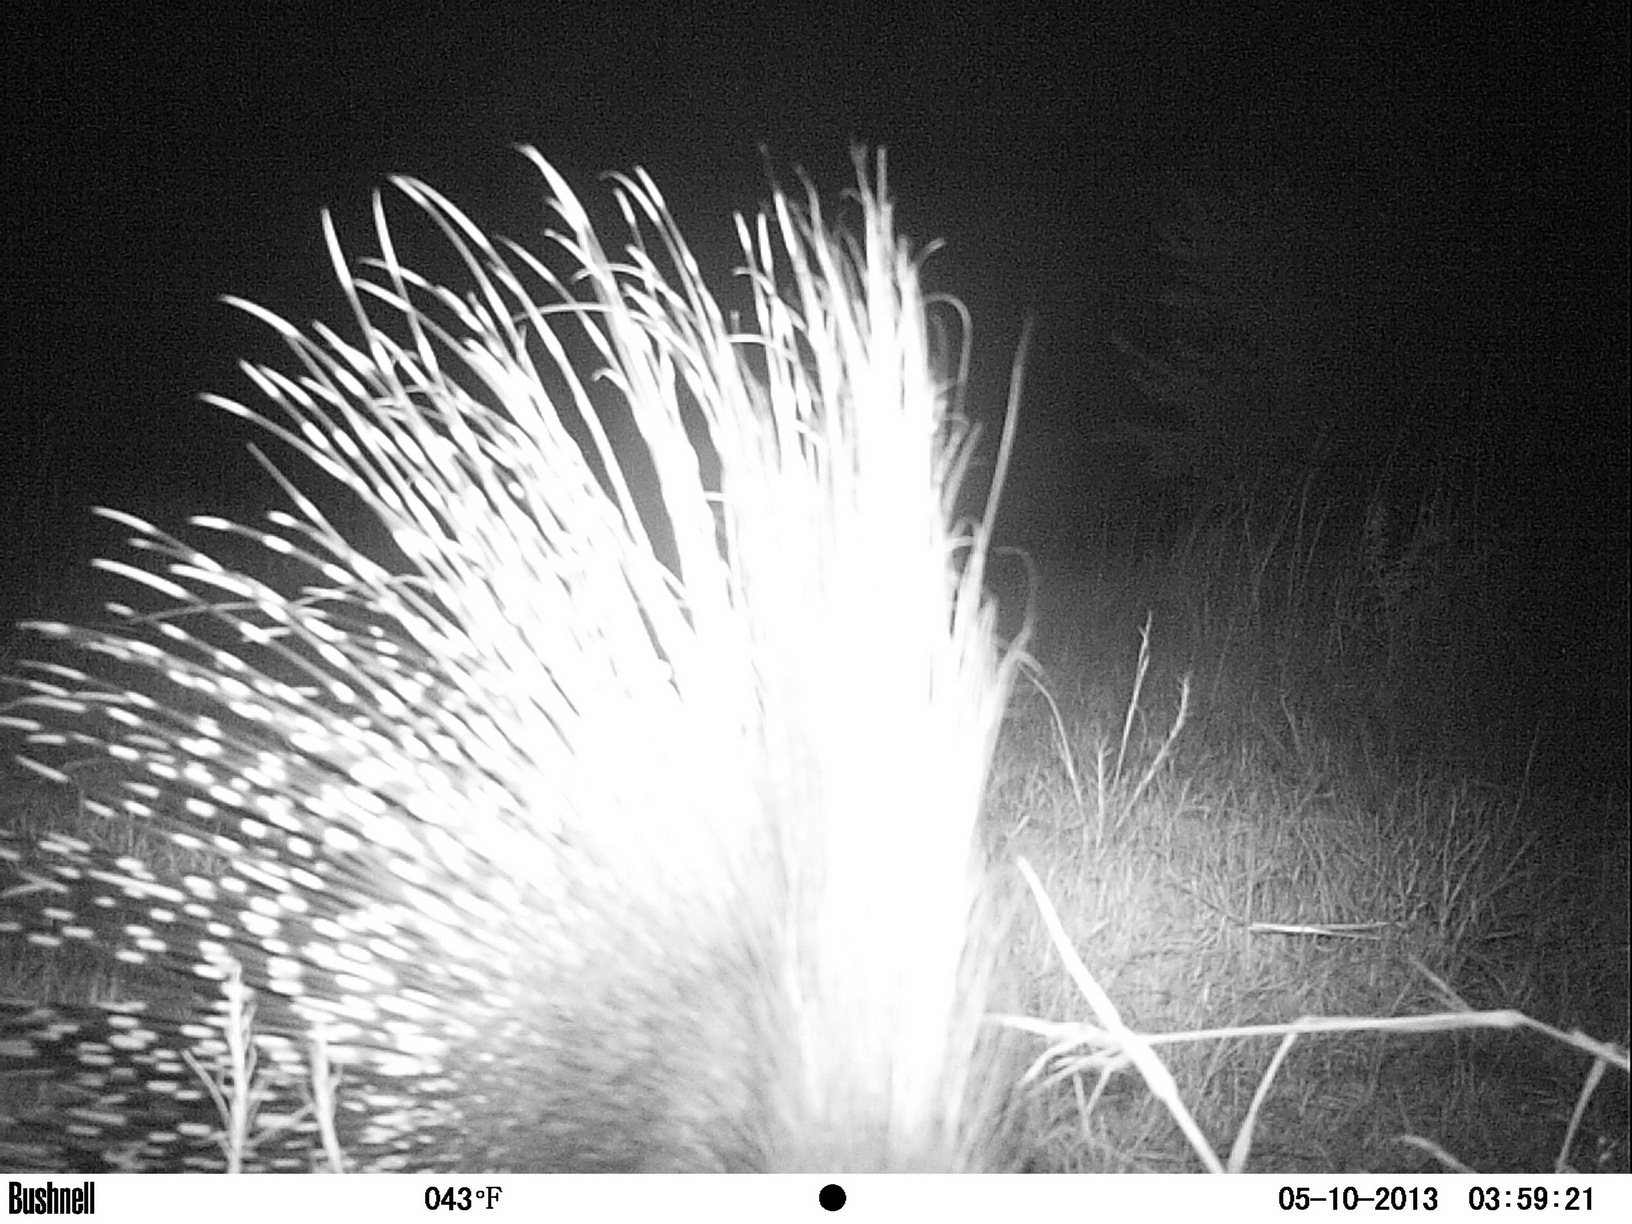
left=0, top=149, right=1024, bottom=1173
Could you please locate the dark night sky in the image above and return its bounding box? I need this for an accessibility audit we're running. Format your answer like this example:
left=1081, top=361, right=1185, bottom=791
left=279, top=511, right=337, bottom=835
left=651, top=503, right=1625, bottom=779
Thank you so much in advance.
left=3, top=4, right=1628, bottom=777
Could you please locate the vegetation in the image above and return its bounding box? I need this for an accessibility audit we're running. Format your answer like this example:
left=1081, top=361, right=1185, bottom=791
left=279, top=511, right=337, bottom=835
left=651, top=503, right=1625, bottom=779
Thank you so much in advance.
left=991, top=478, right=1628, bottom=1171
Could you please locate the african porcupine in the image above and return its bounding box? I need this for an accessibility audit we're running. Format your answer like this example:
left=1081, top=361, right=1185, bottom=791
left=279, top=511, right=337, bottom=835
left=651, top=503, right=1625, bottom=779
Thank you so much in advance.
left=0, top=148, right=1025, bottom=1173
